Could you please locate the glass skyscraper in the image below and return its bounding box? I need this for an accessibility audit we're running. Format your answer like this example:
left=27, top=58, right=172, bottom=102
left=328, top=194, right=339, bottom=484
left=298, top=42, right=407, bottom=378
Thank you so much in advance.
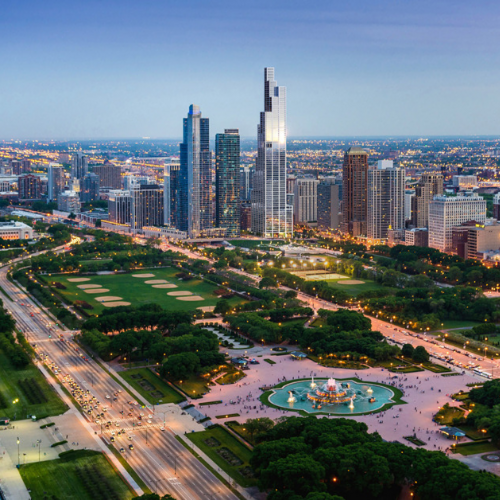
left=179, top=105, right=211, bottom=237
left=251, top=68, right=293, bottom=237
left=215, top=129, right=240, bottom=237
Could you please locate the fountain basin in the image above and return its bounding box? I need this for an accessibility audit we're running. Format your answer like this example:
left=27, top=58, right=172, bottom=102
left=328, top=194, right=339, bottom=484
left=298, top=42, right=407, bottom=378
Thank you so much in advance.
left=266, top=378, right=400, bottom=415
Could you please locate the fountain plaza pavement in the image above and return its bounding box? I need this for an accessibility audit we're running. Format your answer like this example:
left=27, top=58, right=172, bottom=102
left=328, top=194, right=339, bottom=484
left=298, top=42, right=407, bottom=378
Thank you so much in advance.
left=195, top=345, right=481, bottom=455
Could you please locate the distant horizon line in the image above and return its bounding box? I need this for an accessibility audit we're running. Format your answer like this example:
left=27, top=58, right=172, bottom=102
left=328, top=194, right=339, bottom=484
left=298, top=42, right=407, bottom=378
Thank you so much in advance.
left=1, top=134, right=500, bottom=142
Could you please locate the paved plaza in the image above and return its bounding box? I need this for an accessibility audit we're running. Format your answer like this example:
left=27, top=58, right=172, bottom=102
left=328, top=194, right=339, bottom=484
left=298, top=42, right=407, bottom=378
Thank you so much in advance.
left=195, top=346, right=480, bottom=453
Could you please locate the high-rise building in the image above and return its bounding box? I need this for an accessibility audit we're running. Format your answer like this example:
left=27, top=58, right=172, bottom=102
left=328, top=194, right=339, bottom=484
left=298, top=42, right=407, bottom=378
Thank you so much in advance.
left=93, top=161, right=122, bottom=189
left=130, top=184, right=164, bottom=231
left=405, top=190, right=415, bottom=222
left=240, top=165, right=254, bottom=201
left=10, top=160, right=22, bottom=175
left=293, top=178, right=318, bottom=224
left=48, top=163, right=65, bottom=202
left=317, top=178, right=340, bottom=231
left=80, top=173, right=100, bottom=203
left=341, top=147, right=369, bottom=237
left=18, top=174, right=42, bottom=201
left=108, top=190, right=132, bottom=225
left=493, top=193, right=500, bottom=221
left=428, top=192, right=486, bottom=252
left=179, top=105, right=211, bottom=237
left=452, top=175, right=478, bottom=190
left=411, top=173, right=444, bottom=228
left=240, top=202, right=252, bottom=231
left=251, top=68, right=293, bottom=237
left=71, top=152, right=88, bottom=180
left=21, top=160, right=31, bottom=173
left=215, top=129, right=241, bottom=237
left=58, top=191, right=81, bottom=214
left=367, top=160, right=405, bottom=241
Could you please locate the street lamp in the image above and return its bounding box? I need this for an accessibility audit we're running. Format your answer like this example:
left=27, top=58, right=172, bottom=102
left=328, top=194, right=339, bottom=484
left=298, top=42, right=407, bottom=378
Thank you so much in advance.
left=166, top=454, right=177, bottom=475
left=17, top=437, right=20, bottom=466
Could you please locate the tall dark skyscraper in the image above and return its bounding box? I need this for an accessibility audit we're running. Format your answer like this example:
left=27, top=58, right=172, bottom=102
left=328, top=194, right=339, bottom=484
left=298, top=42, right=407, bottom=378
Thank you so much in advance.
left=317, top=178, right=340, bottom=231
left=71, top=152, right=88, bottom=180
left=215, top=129, right=240, bottom=237
left=80, top=172, right=100, bottom=202
left=251, top=68, right=293, bottom=237
left=179, top=105, right=211, bottom=237
left=341, top=147, right=368, bottom=237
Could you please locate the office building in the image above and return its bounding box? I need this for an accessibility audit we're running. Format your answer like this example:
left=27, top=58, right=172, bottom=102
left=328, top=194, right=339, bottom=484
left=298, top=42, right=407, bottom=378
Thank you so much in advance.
left=411, top=173, right=444, bottom=228
left=367, top=160, right=405, bottom=241
left=451, top=221, right=500, bottom=261
left=71, top=152, right=88, bottom=180
left=405, top=190, right=415, bottom=221
left=80, top=173, right=100, bottom=202
left=179, top=105, right=211, bottom=237
left=251, top=68, right=293, bottom=237
left=48, top=163, right=65, bottom=202
left=18, top=174, right=42, bottom=201
left=317, top=178, right=340, bottom=231
left=93, top=161, right=122, bottom=189
left=10, top=160, right=22, bottom=175
left=108, top=190, right=132, bottom=225
left=240, top=202, right=252, bottom=231
left=452, top=175, right=478, bottom=190
left=21, top=160, right=31, bottom=173
left=493, top=193, right=500, bottom=220
left=0, top=221, right=34, bottom=240
left=123, top=175, right=151, bottom=191
left=293, top=178, right=318, bottom=224
left=341, top=146, right=368, bottom=237
left=428, top=192, right=486, bottom=252
left=404, top=228, right=429, bottom=247
left=130, top=184, right=164, bottom=231
left=240, top=165, right=254, bottom=201
left=58, top=191, right=81, bottom=214
left=215, top=129, right=240, bottom=237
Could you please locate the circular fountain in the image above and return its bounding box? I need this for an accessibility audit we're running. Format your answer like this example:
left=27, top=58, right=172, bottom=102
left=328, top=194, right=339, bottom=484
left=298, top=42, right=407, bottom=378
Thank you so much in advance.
left=307, top=378, right=354, bottom=408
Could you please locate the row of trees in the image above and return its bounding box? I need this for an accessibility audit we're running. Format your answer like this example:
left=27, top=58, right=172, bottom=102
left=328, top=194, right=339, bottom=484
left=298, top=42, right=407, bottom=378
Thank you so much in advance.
left=0, top=300, right=30, bottom=368
left=251, top=416, right=500, bottom=500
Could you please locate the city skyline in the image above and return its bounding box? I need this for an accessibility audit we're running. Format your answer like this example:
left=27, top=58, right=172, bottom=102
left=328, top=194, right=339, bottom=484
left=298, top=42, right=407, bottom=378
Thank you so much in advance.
left=2, top=1, right=500, bottom=139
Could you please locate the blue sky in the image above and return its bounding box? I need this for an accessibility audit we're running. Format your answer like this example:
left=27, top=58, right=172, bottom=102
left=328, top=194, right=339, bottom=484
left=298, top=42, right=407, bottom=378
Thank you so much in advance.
left=1, top=0, right=499, bottom=139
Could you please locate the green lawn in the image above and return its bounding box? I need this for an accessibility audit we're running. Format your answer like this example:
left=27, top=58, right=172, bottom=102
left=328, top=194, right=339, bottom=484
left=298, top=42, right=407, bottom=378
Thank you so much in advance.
left=453, top=441, right=498, bottom=456
left=0, top=350, right=67, bottom=421
left=118, top=367, right=186, bottom=405
left=186, top=425, right=256, bottom=487
left=325, top=278, right=394, bottom=296
left=19, top=450, right=134, bottom=500
left=434, top=405, right=465, bottom=425
left=215, top=368, right=246, bottom=385
left=47, top=268, right=246, bottom=313
left=173, top=374, right=211, bottom=398
left=440, top=320, right=483, bottom=330
left=230, top=239, right=284, bottom=249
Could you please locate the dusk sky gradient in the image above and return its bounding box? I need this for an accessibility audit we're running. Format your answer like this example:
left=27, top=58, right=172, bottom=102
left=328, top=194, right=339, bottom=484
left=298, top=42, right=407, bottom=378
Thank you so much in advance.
left=1, top=0, right=499, bottom=139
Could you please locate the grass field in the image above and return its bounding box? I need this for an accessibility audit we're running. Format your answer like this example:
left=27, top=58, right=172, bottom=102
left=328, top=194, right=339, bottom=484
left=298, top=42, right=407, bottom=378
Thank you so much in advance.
left=186, top=425, right=256, bottom=487
left=230, top=239, right=284, bottom=249
left=0, top=350, right=67, bottom=420
left=118, top=367, right=186, bottom=405
left=325, top=278, right=394, bottom=296
left=48, top=268, right=246, bottom=313
left=19, top=450, right=134, bottom=500
left=440, top=320, right=483, bottom=330
left=173, top=374, right=211, bottom=398
left=453, top=441, right=498, bottom=456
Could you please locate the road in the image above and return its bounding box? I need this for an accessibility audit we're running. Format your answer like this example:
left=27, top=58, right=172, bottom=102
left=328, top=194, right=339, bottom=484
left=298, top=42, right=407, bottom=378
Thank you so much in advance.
left=0, top=258, right=237, bottom=499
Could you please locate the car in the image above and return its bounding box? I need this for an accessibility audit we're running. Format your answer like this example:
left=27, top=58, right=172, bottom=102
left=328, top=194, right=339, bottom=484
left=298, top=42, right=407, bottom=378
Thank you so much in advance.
left=128, top=444, right=134, bottom=450
left=106, top=395, right=111, bottom=399
left=119, top=447, right=125, bottom=453
left=147, top=420, right=152, bottom=424
left=160, top=427, right=165, bottom=431
left=110, top=436, right=115, bottom=442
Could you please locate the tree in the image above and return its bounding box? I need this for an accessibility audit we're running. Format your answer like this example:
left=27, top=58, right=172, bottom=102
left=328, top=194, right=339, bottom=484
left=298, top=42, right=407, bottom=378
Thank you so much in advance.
left=412, top=345, right=429, bottom=363
left=160, top=352, right=200, bottom=380
left=448, top=266, right=463, bottom=283
left=260, top=277, right=277, bottom=289
left=285, top=290, right=298, bottom=299
left=214, top=299, right=231, bottom=315
left=244, top=417, right=274, bottom=442
left=401, top=343, right=414, bottom=358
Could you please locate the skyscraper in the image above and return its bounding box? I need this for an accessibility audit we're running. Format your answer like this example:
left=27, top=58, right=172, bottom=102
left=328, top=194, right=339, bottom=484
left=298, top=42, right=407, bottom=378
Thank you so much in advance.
left=18, top=174, right=42, bottom=201
left=251, top=68, right=293, bottom=237
left=317, top=178, right=340, bottom=231
left=179, top=105, right=211, bottom=237
left=93, top=161, right=122, bottom=189
left=108, top=190, right=132, bottom=224
left=71, top=152, right=88, bottom=180
left=411, top=173, right=444, bottom=228
left=163, top=159, right=181, bottom=226
left=240, top=165, right=254, bottom=201
left=130, top=184, right=164, bottom=231
left=293, top=178, right=318, bottom=225
left=341, top=147, right=369, bottom=237
left=215, top=129, right=241, bottom=237
left=48, top=163, right=65, bottom=202
left=367, top=160, right=405, bottom=241
left=80, top=173, right=100, bottom=202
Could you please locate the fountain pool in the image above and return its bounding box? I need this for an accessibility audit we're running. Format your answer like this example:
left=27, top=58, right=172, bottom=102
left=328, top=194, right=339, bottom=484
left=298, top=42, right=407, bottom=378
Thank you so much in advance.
left=267, top=378, right=399, bottom=415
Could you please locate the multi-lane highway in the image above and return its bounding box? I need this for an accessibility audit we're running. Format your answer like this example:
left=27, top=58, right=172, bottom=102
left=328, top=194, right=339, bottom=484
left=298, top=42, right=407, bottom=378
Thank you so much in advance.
left=0, top=260, right=237, bottom=499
